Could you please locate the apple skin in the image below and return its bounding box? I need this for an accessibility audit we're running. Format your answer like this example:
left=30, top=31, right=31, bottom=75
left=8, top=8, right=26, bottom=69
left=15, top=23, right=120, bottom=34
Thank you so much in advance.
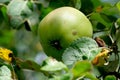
left=38, top=7, right=93, bottom=60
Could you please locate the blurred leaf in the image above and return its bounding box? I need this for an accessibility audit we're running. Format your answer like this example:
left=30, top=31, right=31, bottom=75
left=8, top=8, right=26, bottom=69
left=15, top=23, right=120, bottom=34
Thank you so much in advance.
left=0, top=0, right=10, bottom=3
left=115, top=21, right=120, bottom=46
left=117, top=18, right=120, bottom=25
left=27, top=1, right=34, bottom=11
left=101, top=5, right=120, bottom=18
left=80, top=0, right=94, bottom=14
left=41, top=57, right=68, bottom=72
left=71, top=60, right=98, bottom=80
left=71, top=60, right=92, bottom=77
left=34, top=0, right=50, bottom=7
left=102, top=59, right=119, bottom=73
left=101, top=0, right=120, bottom=6
left=62, top=37, right=101, bottom=67
left=104, top=75, right=116, bottom=80
left=8, top=0, right=39, bottom=34
left=76, top=72, right=98, bottom=80
left=91, top=0, right=102, bottom=8
left=40, top=7, right=53, bottom=20
left=74, top=0, right=81, bottom=9
left=0, top=30, right=15, bottom=47
left=27, top=12, right=39, bottom=34
left=1, top=5, right=8, bottom=22
left=93, top=31, right=112, bottom=45
left=15, top=58, right=41, bottom=72
left=116, top=1, right=120, bottom=11
left=0, top=4, right=6, bottom=26
left=49, top=0, right=70, bottom=8
left=69, top=0, right=81, bottom=9
left=0, top=65, right=12, bottom=80
left=90, top=13, right=112, bottom=30
left=49, top=73, right=73, bottom=80
left=7, top=0, right=39, bottom=30
left=7, top=0, right=31, bottom=28
left=110, top=24, right=117, bottom=41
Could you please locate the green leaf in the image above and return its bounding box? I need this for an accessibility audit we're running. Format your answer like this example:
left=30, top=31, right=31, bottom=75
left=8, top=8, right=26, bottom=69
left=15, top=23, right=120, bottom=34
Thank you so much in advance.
left=90, top=13, right=112, bottom=30
left=62, top=37, right=101, bottom=67
left=71, top=60, right=98, bottom=80
left=41, top=57, right=68, bottom=72
left=7, top=0, right=38, bottom=29
left=101, top=5, right=120, bottom=18
left=1, top=6, right=8, bottom=22
left=7, top=0, right=39, bottom=31
left=33, top=0, right=50, bottom=7
left=101, top=0, right=120, bottom=6
left=117, top=1, right=120, bottom=11
left=69, top=0, right=81, bottom=9
left=76, top=72, right=98, bottom=80
left=71, top=60, right=92, bottom=76
left=80, top=0, right=94, bottom=14
left=91, top=0, right=102, bottom=8
left=116, top=18, right=120, bottom=26
left=0, top=0, right=10, bottom=3
left=93, top=31, right=112, bottom=46
left=101, top=59, right=119, bottom=73
left=27, top=12, right=39, bottom=34
left=7, top=0, right=30, bottom=28
left=15, top=58, right=41, bottom=72
left=74, top=0, right=81, bottom=9
left=0, top=30, right=15, bottom=47
left=49, top=73, right=73, bottom=80
left=104, top=75, right=116, bottom=80
left=0, top=65, right=12, bottom=80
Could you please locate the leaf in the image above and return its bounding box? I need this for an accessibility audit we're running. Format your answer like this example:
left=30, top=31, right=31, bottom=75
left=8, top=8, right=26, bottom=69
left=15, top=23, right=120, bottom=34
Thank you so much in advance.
left=93, top=31, right=112, bottom=46
left=69, top=0, right=81, bottom=9
left=41, top=57, right=68, bottom=72
left=101, top=5, right=120, bottom=18
left=80, top=0, right=94, bottom=14
left=27, top=12, right=39, bottom=34
left=0, top=0, right=10, bottom=3
left=101, top=0, right=120, bottom=6
left=71, top=60, right=98, bottom=80
left=91, top=0, right=102, bottom=8
left=76, top=72, right=98, bottom=80
left=104, top=75, right=116, bottom=80
left=1, top=5, right=8, bottom=22
left=117, top=1, right=120, bottom=11
left=7, top=0, right=31, bottom=28
left=34, top=0, right=50, bottom=7
left=102, top=59, right=119, bottom=73
left=49, top=73, right=73, bottom=80
left=62, top=37, right=101, bottom=67
left=0, top=65, right=12, bottom=80
left=14, top=58, right=42, bottom=72
left=74, top=0, right=81, bottom=9
left=7, top=0, right=39, bottom=31
left=71, top=60, right=92, bottom=77
left=116, top=18, right=120, bottom=26
left=90, top=13, right=112, bottom=30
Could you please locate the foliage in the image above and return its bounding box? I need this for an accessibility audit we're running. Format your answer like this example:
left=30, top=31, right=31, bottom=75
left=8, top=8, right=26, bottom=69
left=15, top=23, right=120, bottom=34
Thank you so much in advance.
left=0, top=65, right=12, bottom=80
left=0, top=0, right=120, bottom=80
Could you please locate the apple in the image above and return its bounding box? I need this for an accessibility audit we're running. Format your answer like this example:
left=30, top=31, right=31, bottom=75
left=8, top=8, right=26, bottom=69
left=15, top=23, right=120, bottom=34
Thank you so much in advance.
left=38, top=7, right=93, bottom=60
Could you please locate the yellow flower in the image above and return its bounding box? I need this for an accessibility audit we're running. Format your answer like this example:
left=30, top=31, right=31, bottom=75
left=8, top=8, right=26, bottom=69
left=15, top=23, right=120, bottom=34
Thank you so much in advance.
left=0, top=48, right=13, bottom=63
left=92, top=48, right=110, bottom=66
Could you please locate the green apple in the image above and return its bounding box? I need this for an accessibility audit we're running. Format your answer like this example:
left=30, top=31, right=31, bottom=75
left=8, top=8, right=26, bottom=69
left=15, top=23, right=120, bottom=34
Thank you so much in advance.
left=38, top=7, right=93, bottom=60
